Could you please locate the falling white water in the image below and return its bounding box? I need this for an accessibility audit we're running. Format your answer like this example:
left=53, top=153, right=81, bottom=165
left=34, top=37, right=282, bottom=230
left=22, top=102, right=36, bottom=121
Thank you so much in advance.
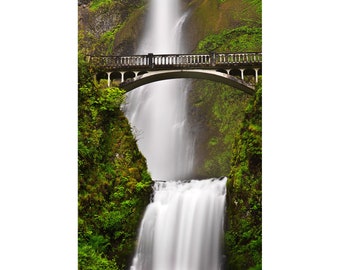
left=124, top=0, right=227, bottom=269
left=130, top=178, right=227, bottom=270
left=123, top=0, right=194, bottom=180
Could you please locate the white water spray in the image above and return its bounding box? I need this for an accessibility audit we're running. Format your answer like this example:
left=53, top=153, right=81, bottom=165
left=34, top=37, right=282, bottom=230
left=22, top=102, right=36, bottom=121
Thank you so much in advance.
left=131, top=178, right=226, bottom=270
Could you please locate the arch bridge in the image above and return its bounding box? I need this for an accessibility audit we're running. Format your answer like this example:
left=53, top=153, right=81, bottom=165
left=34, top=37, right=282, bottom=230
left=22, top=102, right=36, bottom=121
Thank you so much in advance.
left=88, top=52, right=262, bottom=95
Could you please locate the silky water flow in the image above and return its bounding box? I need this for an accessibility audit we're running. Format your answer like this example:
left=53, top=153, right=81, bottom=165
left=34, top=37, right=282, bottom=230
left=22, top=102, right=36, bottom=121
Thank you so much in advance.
left=122, top=0, right=227, bottom=269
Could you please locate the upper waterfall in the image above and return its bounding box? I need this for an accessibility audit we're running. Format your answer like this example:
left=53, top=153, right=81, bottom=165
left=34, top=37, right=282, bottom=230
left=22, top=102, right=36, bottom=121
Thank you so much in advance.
left=123, top=0, right=194, bottom=180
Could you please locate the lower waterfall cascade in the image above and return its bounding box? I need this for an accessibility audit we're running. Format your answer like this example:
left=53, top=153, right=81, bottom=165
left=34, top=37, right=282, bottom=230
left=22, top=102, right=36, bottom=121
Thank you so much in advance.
left=130, top=178, right=227, bottom=270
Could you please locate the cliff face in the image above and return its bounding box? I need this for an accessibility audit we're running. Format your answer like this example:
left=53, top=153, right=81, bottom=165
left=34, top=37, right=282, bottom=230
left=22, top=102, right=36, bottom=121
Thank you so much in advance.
left=78, top=0, right=146, bottom=55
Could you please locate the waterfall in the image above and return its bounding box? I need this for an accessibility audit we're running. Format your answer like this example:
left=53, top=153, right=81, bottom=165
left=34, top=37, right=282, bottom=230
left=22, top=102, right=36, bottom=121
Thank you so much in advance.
left=131, top=178, right=226, bottom=270
left=124, top=0, right=227, bottom=269
left=123, top=0, right=194, bottom=181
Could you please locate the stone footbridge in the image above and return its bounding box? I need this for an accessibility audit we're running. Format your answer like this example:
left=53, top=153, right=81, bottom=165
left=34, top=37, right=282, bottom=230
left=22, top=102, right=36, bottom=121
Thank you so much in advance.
left=88, top=52, right=262, bottom=94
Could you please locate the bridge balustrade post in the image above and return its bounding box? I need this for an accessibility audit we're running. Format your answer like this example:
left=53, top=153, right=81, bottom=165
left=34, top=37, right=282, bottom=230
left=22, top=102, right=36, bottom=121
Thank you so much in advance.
left=252, top=53, right=256, bottom=62
left=219, top=54, right=224, bottom=64
left=247, top=54, right=251, bottom=63
left=228, top=54, right=233, bottom=63
left=218, top=54, right=224, bottom=64
left=234, top=54, right=238, bottom=63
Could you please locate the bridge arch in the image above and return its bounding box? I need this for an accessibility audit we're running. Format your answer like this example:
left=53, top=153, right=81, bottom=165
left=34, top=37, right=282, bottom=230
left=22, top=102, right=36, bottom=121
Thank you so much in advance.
left=120, top=69, right=255, bottom=95
left=88, top=52, right=262, bottom=91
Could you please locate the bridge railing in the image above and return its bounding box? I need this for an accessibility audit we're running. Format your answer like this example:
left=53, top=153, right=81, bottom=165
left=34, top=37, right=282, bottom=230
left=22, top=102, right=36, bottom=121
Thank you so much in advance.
left=215, top=52, right=262, bottom=64
left=88, top=52, right=262, bottom=70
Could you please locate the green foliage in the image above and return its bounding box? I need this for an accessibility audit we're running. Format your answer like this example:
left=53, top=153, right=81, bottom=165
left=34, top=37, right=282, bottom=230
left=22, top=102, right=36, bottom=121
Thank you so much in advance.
left=79, top=244, right=119, bottom=270
left=78, top=54, right=152, bottom=269
left=196, top=26, right=262, bottom=53
left=225, top=81, right=262, bottom=270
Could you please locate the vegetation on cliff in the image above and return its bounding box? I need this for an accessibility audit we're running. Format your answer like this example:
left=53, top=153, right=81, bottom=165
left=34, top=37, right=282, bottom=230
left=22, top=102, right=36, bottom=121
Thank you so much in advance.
left=78, top=53, right=152, bottom=269
left=225, top=81, right=262, bottom=270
